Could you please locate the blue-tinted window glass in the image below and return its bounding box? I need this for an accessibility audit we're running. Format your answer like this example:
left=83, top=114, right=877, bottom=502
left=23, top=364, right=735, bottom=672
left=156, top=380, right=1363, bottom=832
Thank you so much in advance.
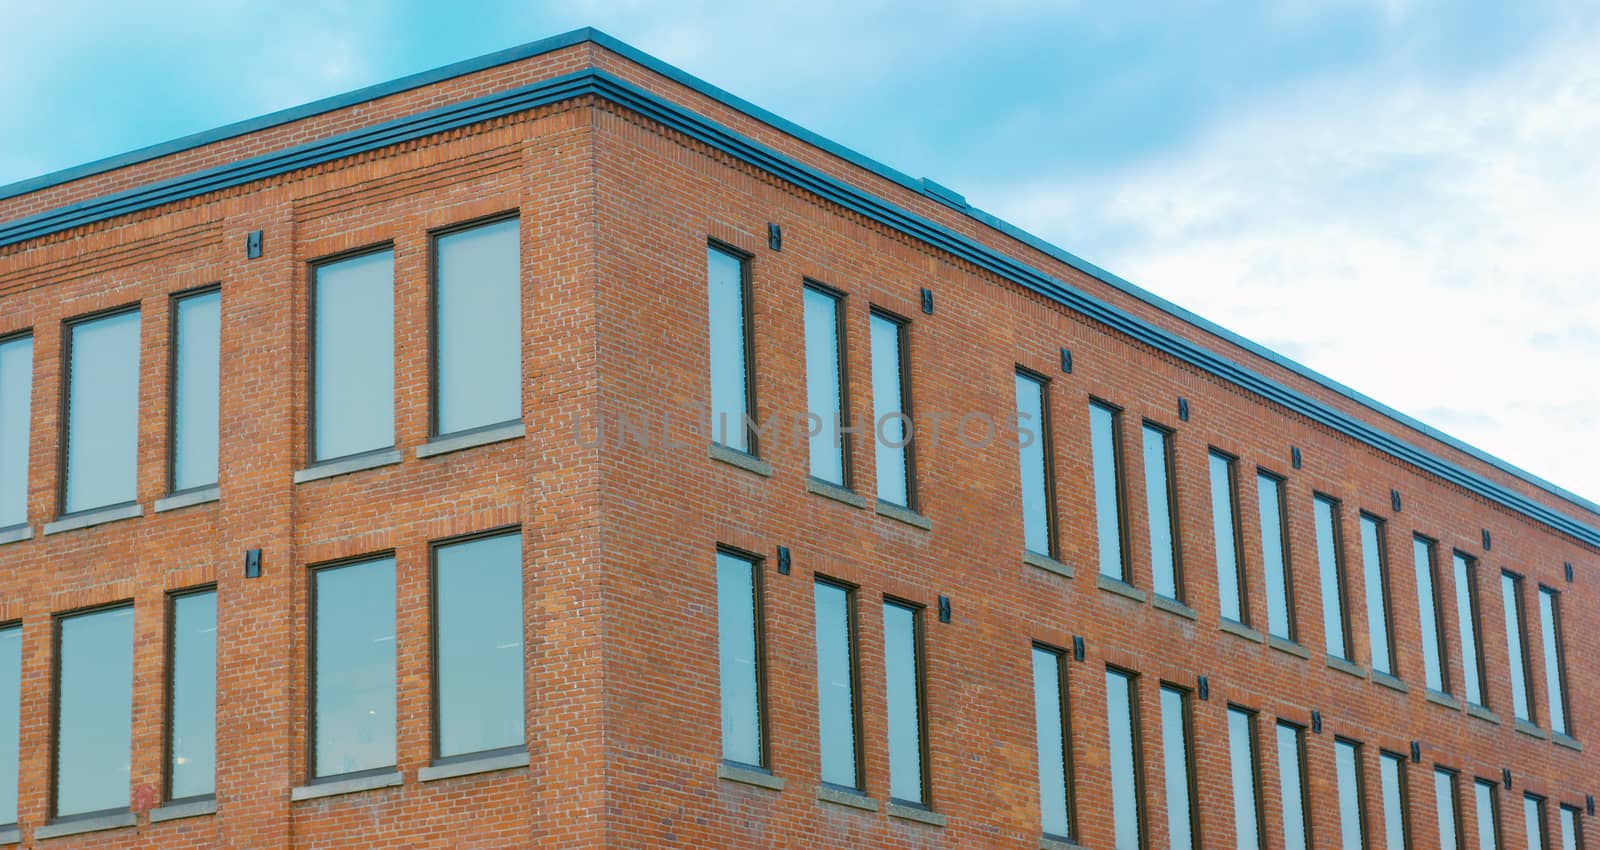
left=0, top=625, right=18, bottom=825
left=1361, top=515, right=1395, bottom=674
left=1559, top=806, right=1579, bottom=850
left=706, top=247, right=751, bottom=452
left=1455, top=554, right=1486, bottom=705
left=1277, top=723, right=1311, bottom=850
left=1476, top=780, right=1501, bottom=850
left=168, top=590, right=216, bottom=800
left=1502, top=573, right=1532, bottom=723
left=436, top=533, right=524, bottom=758
left=1258, top=474, right=1294, bottom=640
left=1526, top=796, right=1547, bottom=850
left=1314, top=496, right=1350, bottom=659
left=1336, top=740, right=1365, bottom=850
left=1105, top=668, right=1142, bottom=849
left=883, top=601, right=925, bottom=804
left=717, top=551, right=762, bottom=766
left=1381, top=753, right=1409, bottom=850
left=1144, top=425, right=1179, bottom=599
left=1229, top=708, right=1261, bottom=850
left=1210, top=452, right=1245, bottom=622
left=804, top=287, right=846, bottom=486
left=1090, top=403, right=1126, bottom=580
left=0, top=336, right=32, bottom=528
left=1016, top=372, right=1052, bottom=555
left=1413, top=537, right=1447, bottom=693
left=55, top=606, right=134, bottom=817
left=871, top=314, right=910, bottom=506
left=1436, top=770, right=1461, bottom=850
left=436, top=219, right=521, bottom=435
left=1034, top=647, right=1071, bottom=839
left=815, top=581, right=858, bottom=788
left=172, top=291, right=220, bottom=492
left=65, top=310, right=140, bottom=513
left=313, top=251, right=394, bottom=461
left=313, top=557, right=396, bottom=778
left=1160, top=687, right=1195, bottom=850
left=1538, top=588, right=1568, bottom=736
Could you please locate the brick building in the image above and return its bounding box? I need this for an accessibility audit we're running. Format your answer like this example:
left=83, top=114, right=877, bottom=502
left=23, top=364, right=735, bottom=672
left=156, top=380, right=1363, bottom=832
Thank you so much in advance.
left=0, top=26, right=1595, bottom=850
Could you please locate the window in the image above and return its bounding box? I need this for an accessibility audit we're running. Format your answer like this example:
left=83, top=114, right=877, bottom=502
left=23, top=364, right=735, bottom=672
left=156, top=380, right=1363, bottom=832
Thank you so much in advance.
left=1537, top=587, right=1570, bottom=737
left=1314, top=495, right=1352, bottom=659
left=1335, top=738, right=1367, bottom=850
left=1277, top=722, right=1312, bottom=850
left=311, top=556, right=396, bottom=779
left=0, top=624, right=18, bottom=826
left=62, top=309, right=141, bottom=514
left=804, top=285, right=849, bottom=487
left=1228, top=707, right=1263, bottom=850
left=433, top=217, right=522, bottom=436
left=1501, top=572, right=1534, bottom=724
left=170, top=288, right=220, bottom=493
left=434, top=532, right=524, bottom=760
left=706, top=244, right=755, bottom=453
left=1160, top=686, right=1197, bottom=850
left=1258, top=472, right=1296, bottom=640
left=1454, top=553, right=1488, bottom=706
left=1560, top=804, right=1583, bottom=850
left=53, top=604, right=134, bottom=818
left=1210, top=451, right=1247, bottom=623
left=1360, top=514, right=1396, bottom=675
left=311, top=249, right=394, bottom=463
left=1412, top=536, right=1449, bottom=694
left=1436, top=769, right=1462, bottom=850
left=870, top=311, right=914, bottom=508
left=1526, top=795, right=1549, bottom=850
left=1380, top=752, right=1410, bottom=850
left=1475, top=779, right=1501, bottom=850
left=883, top=600, right=927, bottom=806
left=1090, top=402, right=1128, bottom=582
left=1143, top=423, right=1182, bottom=600
left=0, top=334, right=32, bottom=529
left=1104, top=667, right=1144, bottom=849
left=166, top=589, right=216, bottom=801
left=1035, top=646, right=1074, bottom=841
left=1016, top=370, right=1056, bottom=557
left=717, top=550, right=765, bottom=768
left=816, top=580, right=861, bottom=790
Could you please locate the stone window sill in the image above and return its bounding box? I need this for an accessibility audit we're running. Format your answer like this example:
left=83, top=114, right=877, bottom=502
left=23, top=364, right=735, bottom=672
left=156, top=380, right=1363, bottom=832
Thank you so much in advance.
left=155, top=485, right=220, bottom=513
left=875, top=500, right=931, bottom=530
left=717, top=762, right=784, bottom=791
left=708, top=443, right=772, bottom=477
left=1466, top=703, right=1501, bottom=725
left=1024, top=550, right=1073, bottom=578
left=1325, top=655, right=1366, bottom=679
left=33, top=810, right=138, bottom=839
left=291, top=769, right=403, bottom=801
left=1267, top=636, right=1311, bottom=659
left=1425, top=689, right=1462, bottom=711
left=43, top=502, right=143, bottom=536
left=1041, top=836, right=1085, bottom=850
left=816, top=785, right=877, bottom=811
left=1372, top=670, right=1409, bottom=693
left=1553, top=732, right=1583, bottom=752
left=1219, top=619, right=1264, bottom=643
left=885, top=800, right=946, bottom=827
left=806, top=478, right=867, bottom=509
left=1514, top=719, right=1548, bottom=740
left=417, top=421, right=525, bottom=459
left=1152, top=595, right=1197, bottom=620
left=294, top=448, right=402, bottom=484
left=0, top=524, right=30, bottom=546
left=419, top=750, right=530, bottom=782
left=149, top=797, right=217, bottom=823
left=1095, top=574, right=1146, bottom=603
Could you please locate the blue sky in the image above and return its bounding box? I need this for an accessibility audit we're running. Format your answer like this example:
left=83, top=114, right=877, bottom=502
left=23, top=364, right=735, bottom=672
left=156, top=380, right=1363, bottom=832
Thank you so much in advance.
left=3, top=1, right=1597, bottom=503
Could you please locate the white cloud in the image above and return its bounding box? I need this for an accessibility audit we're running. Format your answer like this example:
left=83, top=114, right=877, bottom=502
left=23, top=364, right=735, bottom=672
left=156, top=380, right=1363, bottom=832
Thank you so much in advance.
left=982, top=34, right=1600, bottom=503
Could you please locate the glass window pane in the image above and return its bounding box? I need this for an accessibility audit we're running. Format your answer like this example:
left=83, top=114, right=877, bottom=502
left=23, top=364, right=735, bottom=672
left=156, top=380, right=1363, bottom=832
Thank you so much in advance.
left=816, top=582, right=858, bottom=788
left=313, top=251, right=394, bottom=461
left=1455, top=555, right=1485, bottom=705
left=1476, top=780, right=1500, bottom=850
left=1336, top=740, right=1365, bottom=850
left=1560, top=807, right=1580, bottom=850
left=55, top=606, right=134, bottom=817
left=313, top=558, right=396, bottom=778
left=1277, top=724, right=1310, bottom=850
left=717, top=551, right=762, bottom=766
left=168, top=590, right=217, bottom=800
left=1315, top=497, right=1349, bottom=659
left=1414, top=538, right=1447, bottom=693
left=0, top=336, right=33, bottom=528
left=1211, top=452, right=1244, bottom=622
left=1035, top=648, right=1071, bottom=839
left=1160, top=687, right=1195, bottom=850
left=1105, top=668, right=1142, bottom=850
left=1258, top=474, right=1293, bottom=640
left=436, top=219, right=521, bottom=435
left=871, top=314, right=910, bottom=506
left=1501, top=574, right=1531, bottom=722
left=1381, top=754, right=1408, bottom=850
left=1017, top=373, right=1051, bottom=556
left=804, top=288, right=846, bottom=486
left=883, top=601, right=924, bottom=804
left=172, top=290, right=221, bottom=491
left=1090, top=404, right=1126, bottom=581
left=1538, top=589, right=1568, bottom=735
left=1361, top=516, right=1394, bottom=674
left=65, top=310, right=141, bottom=513
left=0, top=625, right=19, bottom=825
left=436, top=533, right=524, bottom=758
left=1229, top=708, right=1260, bottom=850
left=1527, top=797, right=1546, bottom=850
left=1436, top=770, right=1460, bottom=850
left=1144, top=426, right=1178, bottom=599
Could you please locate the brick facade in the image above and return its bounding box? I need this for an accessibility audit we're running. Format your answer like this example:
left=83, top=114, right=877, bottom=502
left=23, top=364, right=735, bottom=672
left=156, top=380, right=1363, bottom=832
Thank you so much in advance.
left=0, top=28, right=1594, bottom=849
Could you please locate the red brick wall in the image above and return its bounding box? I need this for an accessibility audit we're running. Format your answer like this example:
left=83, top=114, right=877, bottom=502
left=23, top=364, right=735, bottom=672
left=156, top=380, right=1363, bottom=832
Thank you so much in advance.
left=0, top=37, right=1592, bottom=850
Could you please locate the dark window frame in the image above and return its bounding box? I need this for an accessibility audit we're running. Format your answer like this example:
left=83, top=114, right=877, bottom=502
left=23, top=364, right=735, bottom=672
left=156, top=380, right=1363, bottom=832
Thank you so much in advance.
left=1413, top=534, right=1452, bottom=694
left=1278, top=720, right=1315, bottom=848
left=869, top=306, right=917, bottom=510
left=1105, top=663, right=1148, bottom=849
left=1035, top=642, right=1077, bottom=842
left=165, top=284, right=222, bottom=496
left=0, top=328, right=33, bottom=532
left=306, top=242, right=397, bottom=466
left=1142, top=419, right=1184, bottom=601
left=49, top=599, right=136, bottom=822
left=306, top=550, right=398, bottom=785
left=1159, top=683, right=1199, bottom=849
left=428, top=525, right=525, bottom=765
left=1228, top=703, right=1265, bottom=850
left=1209, top=448, right=1250, bottom=625
left=1475, top=778, right=1503, bottom=850
left=1454, top=550, right=1490, bottom=709
left=427, top=211, right=523, bottom=440
left=716, top=543, right=771, bottom=772
left=57, top=303, right=143, bottom=518
left=1536, top=584, right=1572, bottom=737
left=1313, top=492, right=1355, bottom=660
left=1435, top=767, right=1464, bottom=850
left=1257, top=468, right=1298, bottom=641
left=803, top=280, right=854, bottom=490
left=1526, top=793, right=1550, bottom=850
left=1501, top=569, right=1537, bottom=725
left=814, top=574, right=865, bottom=793
left=706, top=240, right=760, bottom=458
left=1379, top=749, right=1413, bottom=850
left=162, top=584, right=218, bottom=804
left=1560, top=803, right=1585, bottom=850
left=883, top=595, right=931, bottom=809
left=1090, top=398, right=1133, bottom=583
left=1334, top=736, right=1369, bottom=848
left=1359, top=510, right=1398, bottom=675
left=1016, top=366, right=1059, bottom=559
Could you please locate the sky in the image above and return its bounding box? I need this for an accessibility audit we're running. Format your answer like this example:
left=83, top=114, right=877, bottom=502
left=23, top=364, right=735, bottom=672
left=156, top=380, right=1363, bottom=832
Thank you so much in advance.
left=2, top=1, right=1596, bottom=506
